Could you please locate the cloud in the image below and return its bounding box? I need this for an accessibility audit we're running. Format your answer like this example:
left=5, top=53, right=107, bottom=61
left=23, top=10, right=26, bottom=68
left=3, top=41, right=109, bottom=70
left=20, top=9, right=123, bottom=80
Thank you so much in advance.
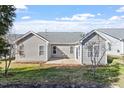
left=97, top=13, right=101, bottom=16
left=13, top=20, right=89, bottom=33
left=21, top=16, right=31, bottom=20
left=116, top=6, right=124, bottom=12
left=12, top=18, right=124, bottom=34
left=56, top=13, right=95, bottom=21
left=15, top=5, right=28, bottom=10
left=109, top=16, right=124, bottom=20
left=109, top=16, right=121, bottom=20
left=15, top=5, right=28, bottom=14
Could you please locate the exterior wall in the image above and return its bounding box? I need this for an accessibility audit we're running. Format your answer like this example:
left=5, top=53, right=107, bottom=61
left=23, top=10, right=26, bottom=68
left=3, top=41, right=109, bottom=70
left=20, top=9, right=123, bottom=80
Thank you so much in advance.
left=79, top=44, right=83, bottom=64
left=74, top=45, right=81, bottom=62
left=51, top=44, right=75, bottom=59
left=48, top=43, right=51, bottom=60
left=99, top=32, right=123, bottom=55
left=13, top=31, right=124, bottom=65
left=82, top=34, right=107, bottom=65
left=15, top=34, right=48, bottom=62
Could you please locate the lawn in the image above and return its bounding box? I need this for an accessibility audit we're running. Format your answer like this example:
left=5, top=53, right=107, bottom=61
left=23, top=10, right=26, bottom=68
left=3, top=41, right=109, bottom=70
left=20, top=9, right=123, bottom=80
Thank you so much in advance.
left=111, top=59, right=124, bottom=87
left=0, top=61, right=123, bottom=88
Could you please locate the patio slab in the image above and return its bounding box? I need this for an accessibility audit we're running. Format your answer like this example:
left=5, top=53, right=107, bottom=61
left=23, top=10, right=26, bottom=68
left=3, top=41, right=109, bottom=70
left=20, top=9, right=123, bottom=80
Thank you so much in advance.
left=45, top=58, right=80, bottom=65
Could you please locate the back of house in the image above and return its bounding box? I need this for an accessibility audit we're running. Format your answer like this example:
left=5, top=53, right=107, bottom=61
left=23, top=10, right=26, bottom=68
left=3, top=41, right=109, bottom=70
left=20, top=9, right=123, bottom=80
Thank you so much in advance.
left=7, top=28, right=124, bottom=65
left=14, top=31, right=84, bottom=63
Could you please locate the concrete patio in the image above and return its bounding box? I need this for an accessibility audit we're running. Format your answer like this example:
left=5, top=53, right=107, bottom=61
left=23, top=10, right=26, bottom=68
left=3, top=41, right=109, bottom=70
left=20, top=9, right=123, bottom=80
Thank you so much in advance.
left=45, top=58, right=80, bottom=65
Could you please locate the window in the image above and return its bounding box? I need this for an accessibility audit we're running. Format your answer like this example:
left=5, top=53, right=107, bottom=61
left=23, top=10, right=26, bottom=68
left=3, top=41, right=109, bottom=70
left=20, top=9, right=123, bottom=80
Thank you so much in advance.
left=19, top=44, right=24, bottom=56
left=88, top=46, right=99, bottom=57
left=88, top=48, right=92, bottom=57
left=39, top=46, right=44, bottom=55
left=108, top=43, right=111, bottom=51
left=94, top=46, right=99, bottom=57
left=53, top=46, right=56, bottom=54
left=70, top=46, right=73, bottom=54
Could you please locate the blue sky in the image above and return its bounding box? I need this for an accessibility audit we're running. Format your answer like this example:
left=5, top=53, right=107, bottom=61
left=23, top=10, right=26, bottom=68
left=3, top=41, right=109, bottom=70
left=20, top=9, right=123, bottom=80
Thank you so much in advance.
left=16, top=5, right=122, bottom=21
left=13, top=5, right=124, bottom=34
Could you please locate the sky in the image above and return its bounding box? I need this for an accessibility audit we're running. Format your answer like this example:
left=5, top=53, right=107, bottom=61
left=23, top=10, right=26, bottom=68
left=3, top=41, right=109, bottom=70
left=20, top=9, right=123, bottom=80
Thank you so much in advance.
left=12, top=5, right=124, bottom=34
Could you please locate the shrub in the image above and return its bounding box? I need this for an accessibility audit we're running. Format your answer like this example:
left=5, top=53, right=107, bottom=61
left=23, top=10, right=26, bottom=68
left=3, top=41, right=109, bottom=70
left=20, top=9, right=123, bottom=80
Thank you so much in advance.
left=107, top=55, right=119, bottom=64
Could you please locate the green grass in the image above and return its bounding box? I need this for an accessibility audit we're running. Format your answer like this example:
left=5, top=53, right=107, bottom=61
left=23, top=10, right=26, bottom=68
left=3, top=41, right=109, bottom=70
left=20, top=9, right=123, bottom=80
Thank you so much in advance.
left=0, top=62, right=121, bottom=87
left=110, top=59, right=124, bottom=87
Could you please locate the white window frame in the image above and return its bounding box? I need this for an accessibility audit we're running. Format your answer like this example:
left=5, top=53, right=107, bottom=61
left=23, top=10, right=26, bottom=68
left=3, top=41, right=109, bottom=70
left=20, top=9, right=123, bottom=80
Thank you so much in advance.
left=88, top=45, right=99, bottom=57
left=88, top=47, right=92, bottom=57
left=39, top=45, right=45, bottom=56
left=94, top=46, right=99, bottom=57
left=19, top=44, right=25, bottom=57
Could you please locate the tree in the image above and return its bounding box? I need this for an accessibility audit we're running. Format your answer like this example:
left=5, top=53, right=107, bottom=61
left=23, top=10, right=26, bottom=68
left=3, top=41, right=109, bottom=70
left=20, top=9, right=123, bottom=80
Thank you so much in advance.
left=86, top=35, right=107, bottom=77
left=0, top=5, right=16, bottom=76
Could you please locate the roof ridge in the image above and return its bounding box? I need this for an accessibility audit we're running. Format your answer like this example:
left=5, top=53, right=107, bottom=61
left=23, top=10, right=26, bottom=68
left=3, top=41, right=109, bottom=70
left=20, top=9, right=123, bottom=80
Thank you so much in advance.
left=95, top=28, right=124, bottom=31
left=37, top=32, right=83, bottom=33
left=95, top=28, right=124, bottom=40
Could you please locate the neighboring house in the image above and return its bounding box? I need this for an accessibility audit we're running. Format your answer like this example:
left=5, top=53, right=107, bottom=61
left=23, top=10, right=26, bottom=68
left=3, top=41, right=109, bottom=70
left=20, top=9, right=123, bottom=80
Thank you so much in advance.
left=80, top=29, right=124, bottom=65
left=14, top=31, right=84, bottom=63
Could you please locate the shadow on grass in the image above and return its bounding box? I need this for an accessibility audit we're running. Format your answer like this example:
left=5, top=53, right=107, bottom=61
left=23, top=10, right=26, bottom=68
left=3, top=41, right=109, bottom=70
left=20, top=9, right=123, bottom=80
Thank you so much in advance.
left=0, top=63, right=120, bottom=88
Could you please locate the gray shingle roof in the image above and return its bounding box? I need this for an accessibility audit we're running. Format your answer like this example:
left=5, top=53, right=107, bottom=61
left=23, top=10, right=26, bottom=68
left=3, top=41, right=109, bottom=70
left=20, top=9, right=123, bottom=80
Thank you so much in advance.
left=38, top=32, right=84, bottom=44
left=96, top=28, right=124, bottom=40
left=8, top=32, right=84, bottom=44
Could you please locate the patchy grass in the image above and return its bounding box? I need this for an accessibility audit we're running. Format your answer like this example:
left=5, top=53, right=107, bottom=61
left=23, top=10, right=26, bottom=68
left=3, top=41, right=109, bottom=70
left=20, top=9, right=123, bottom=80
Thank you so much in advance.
left=110, top=59, right=124, bottom=87
left=0, top=61, right=121, bottom=88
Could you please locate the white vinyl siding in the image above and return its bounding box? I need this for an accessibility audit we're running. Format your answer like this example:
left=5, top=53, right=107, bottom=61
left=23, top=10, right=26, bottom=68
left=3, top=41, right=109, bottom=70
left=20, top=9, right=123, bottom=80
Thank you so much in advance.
left=82, top=34, right=107, bottom=65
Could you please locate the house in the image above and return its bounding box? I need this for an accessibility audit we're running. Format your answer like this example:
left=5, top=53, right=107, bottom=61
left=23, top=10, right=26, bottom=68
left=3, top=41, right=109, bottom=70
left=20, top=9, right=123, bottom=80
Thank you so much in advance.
left=14, top=31, right=84, bottom=63
left=80, top=29, right=124, bottom=65
left=13, top=28, right=124, bottom=65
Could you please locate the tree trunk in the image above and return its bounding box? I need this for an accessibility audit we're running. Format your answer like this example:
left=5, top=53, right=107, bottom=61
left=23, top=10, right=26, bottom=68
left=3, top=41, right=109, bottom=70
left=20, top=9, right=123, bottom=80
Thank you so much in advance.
left=4, top=55, right=8, bottom=77
left=92, top=63, right=96, bottom=78
left=4, top=49, right=12, bottom=77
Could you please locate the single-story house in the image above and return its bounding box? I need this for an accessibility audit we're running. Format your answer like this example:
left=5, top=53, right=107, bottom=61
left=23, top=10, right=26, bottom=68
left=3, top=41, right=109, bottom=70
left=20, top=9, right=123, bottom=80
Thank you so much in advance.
left=11, top=28, right=124, bottom=65
left=14, top=31, right=84, bottom=64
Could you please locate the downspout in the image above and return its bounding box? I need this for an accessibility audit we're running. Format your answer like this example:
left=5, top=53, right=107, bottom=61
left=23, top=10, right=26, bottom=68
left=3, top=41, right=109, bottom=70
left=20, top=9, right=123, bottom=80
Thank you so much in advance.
left=123, top=39, right=124, bottom=55
left=105, top=41, right=108, bottom=64
left=80, top=40, right=83, bottom=64
left=82, top=44, right=83, bottom=64
left=79, top=44, right=82, bottom=64
left=122, top=39, right=124, bottom=63
left=46, top=42, right=49, bottom=61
